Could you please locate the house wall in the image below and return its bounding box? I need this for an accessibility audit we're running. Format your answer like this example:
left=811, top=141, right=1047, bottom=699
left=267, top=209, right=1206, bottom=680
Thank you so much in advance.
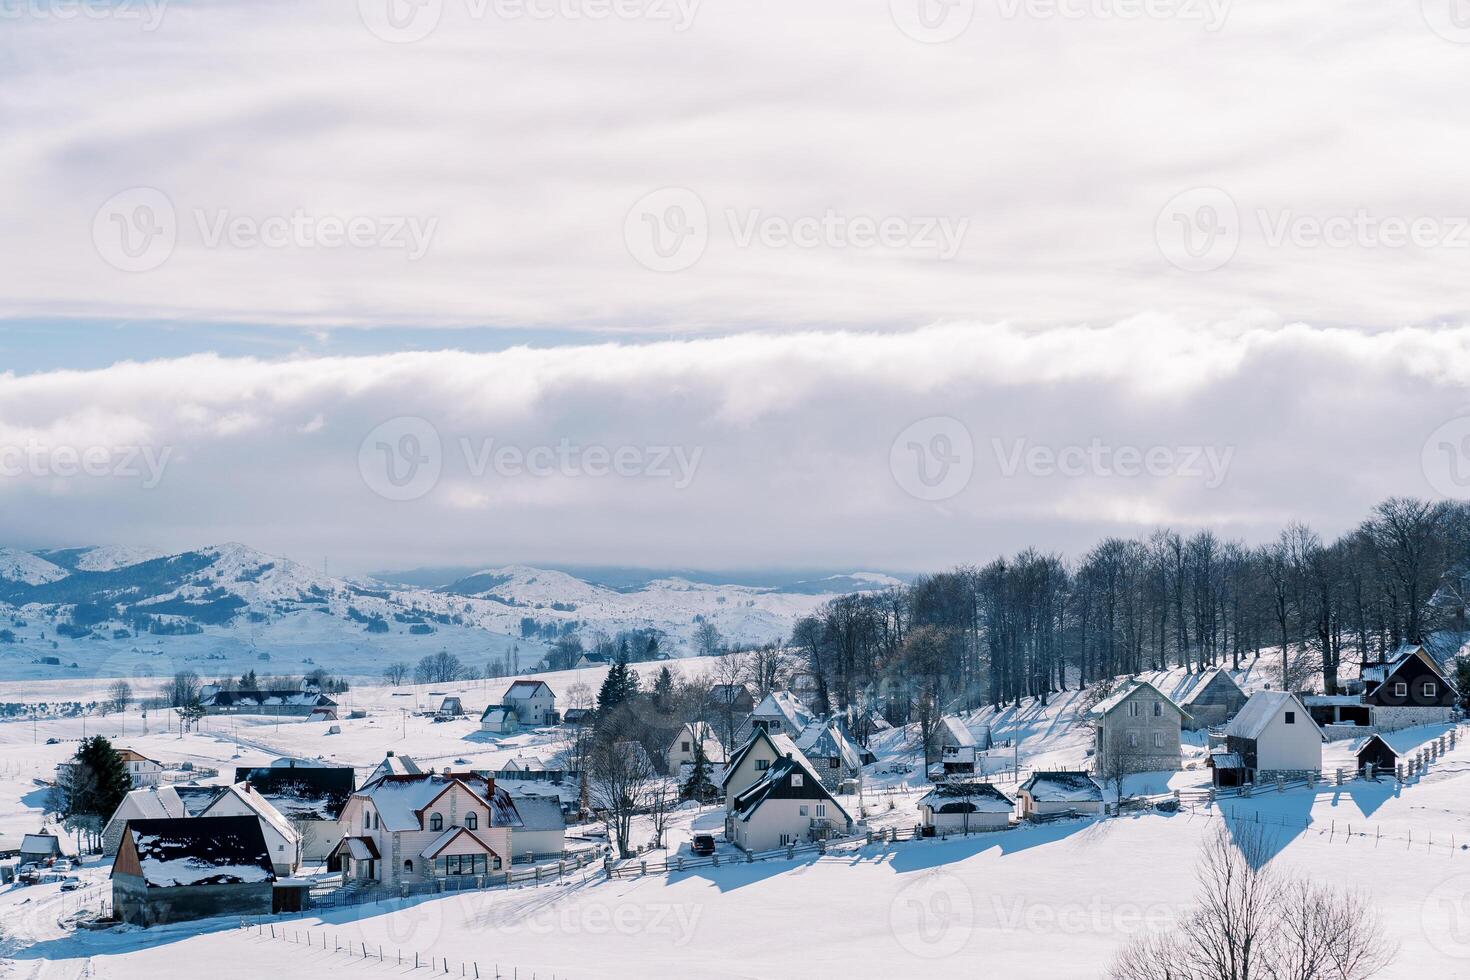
left=340, top=785, right=511, bottom=886
left=507, top=690, right=556, bottom=726
left=922, top=806, right=1009, bottom=833
left=1018, top=791, right=1103, bottom=818
left=724, top=741, right=784, bottom=812
left=1182, top=676, right=1247, bottom=731
left=508, top=828, right=565, bottom=860
left=1372, top=705, right=1456, bottom=731
left=1251, top=704, right=1323, bottom=774
left=112, top=874, right=272, bottom=926
left=204, top=794, right=299, bottom=875
left=732, top=797, right=846, bottom=852
left=299, top=818, right=342, bottom=863
left=1094, top=689, right=1184, bottom=774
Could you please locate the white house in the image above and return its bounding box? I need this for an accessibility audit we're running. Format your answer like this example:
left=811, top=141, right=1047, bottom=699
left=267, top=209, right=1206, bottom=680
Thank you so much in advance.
left=436, top=696, right=465, bottom=719
left=365, top=751, right=422, bottom=785
left=1221, top=691, right=1325, bottom=781
left=116, top=749, right=164, bottom=788
left=502, top=756, right=545, bottom=774
left=1016, top=771, right=1104, bottom=820
left=666, top=721, right=725, bottom=774
left=727, top=752, right=853, bottom=852
left=332, top=773, right=522, bottom=887
left=722, top=728, right=814, bottom=806
left=200, top=783, right=301, bottom=876
left=1087, top=680, right=1188, bottom=775
left=101, top=784, right=224, bottom=855
left=507, top=792, right=565, bottom=861
left=480, top=706, right=519, bottom=735
left=503, top=680, right=557, bottom=727
left=917, top=783, right=1014, bottom=833
left=746, top=691, right=814, bottom=737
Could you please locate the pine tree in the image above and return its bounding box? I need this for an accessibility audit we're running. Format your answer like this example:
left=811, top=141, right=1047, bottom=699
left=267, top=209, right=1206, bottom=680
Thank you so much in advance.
left=681, top=741, right=718, bottom=802
left=59, top=736, right=131, bottom=821
left=595, top=653, right=639, bottom=722
left=653, top=666, right=674, bottom=712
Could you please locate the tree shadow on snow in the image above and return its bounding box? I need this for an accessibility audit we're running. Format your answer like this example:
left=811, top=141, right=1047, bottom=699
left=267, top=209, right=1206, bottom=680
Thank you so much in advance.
left=1214, top=789, right=1316, bottom=866
left=1333, top=777, right=1399, bottom=819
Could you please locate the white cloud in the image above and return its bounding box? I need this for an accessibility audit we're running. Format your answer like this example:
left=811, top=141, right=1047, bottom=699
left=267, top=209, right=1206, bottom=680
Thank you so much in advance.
left=1, top=316, right=1467, bottom=570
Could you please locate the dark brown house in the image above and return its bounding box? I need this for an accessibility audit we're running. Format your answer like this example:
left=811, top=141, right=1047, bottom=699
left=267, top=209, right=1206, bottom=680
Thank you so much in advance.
left=112, top=816, right=275, bottom=926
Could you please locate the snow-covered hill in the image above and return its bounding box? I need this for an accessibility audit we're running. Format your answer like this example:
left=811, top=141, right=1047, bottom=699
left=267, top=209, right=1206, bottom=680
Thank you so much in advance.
left=0, top=544, right=885, bottom=683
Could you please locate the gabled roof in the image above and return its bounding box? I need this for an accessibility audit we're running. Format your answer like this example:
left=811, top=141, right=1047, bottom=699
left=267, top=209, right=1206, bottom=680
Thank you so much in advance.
left=365, top=753, right=422, bottom=784
left=509, top=792, right=565, bottom=832
left=1361, top=644, right=1457, bottom=693
left=1087, top=680, right=1190, bottom=722
left=480, top=705, right=518, bottom=723
left=1208, top=750, right=1244, bottom=769
left=721, top=729, right=815, bottom=788
left=332, top=836, right=380, bottom=862
left=1180, top=669, right=1246, bottom=706
left=504, top=755, right=545, bottom=771
left=917, top=782, right=1013, bottom=813
left=938, top=716, right=976, bottom=748
left=794, top=720, right=862, bottom=772
left=750, top=691, right=814, bottom=731
left=350, top=773, right=522, bottom=832
left=114, top=816, right=274, bottom=888
left=1018, top=771, right=1103, bottom=802
left=731, top=755, right=851, bottom=825
left=116, top=749, right=160, bottom=766
left=233, top=765, right=354, bottom=816
left=201, top=690, right=338, bottom=708
left=669, top=721, right=725, bottom=761
left=1222, top=691, right=1325, bottom=742
left=20, top=833, right=60, bottom=855
left=202, top=784, right=298, bottom=845
left=420, top=825, right=502, bottom=860
left=504, top=679, right=554, bottom=701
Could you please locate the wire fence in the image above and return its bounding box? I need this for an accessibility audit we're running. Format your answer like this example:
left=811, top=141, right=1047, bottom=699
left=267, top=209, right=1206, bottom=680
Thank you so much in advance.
left=311, top=853, right=600, bottom=909
left=243, top=920, right=569, bottom=980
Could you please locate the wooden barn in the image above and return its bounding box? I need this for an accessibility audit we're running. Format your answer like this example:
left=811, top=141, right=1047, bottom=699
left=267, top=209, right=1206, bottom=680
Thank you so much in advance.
left=1354, top=733, right=1400, bottom=775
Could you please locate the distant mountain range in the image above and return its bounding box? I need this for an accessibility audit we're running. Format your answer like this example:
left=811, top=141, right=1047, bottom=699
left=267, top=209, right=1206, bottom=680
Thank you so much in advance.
left=0, top=544, right=899, bottom=681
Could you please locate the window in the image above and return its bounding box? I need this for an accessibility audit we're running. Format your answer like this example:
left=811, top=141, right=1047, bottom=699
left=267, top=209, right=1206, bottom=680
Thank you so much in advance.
left=830, top=758, right=840, bottom=769
left=1127, top=731, right=1139, bottom=747
left=438, top=854, right=486, bottom=876
left=1284, top=711, right=1295, bottom=725
left=755, top=759, right=770, bottom=771
left=1424, top=682, right=1437, bottom=698
left=1152, top=732, right=1163, bottom=748
left=430, top=813, right=444, bottom=832
left=1129, top=702, right=1140, bottom=717
left=799, top=805, right=809, bottom=817
left=791, top=773, right=804, bottom=787
left=465, top=812, right=478, bottom=830
left=403, top=860, right=414, bottom=874
left=779, top=834, right=793, bottom=846
left=816, top=803, right=826, bottom=817
left=1394, top=682, right=1408, bottom=697
left=681, top=741, right=690, bottom=752
left=1153, top=702, right=1162, bottom=717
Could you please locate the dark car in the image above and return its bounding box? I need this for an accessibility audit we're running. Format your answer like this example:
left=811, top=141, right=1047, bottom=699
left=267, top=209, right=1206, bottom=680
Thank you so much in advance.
left=691, top=834, right=716, bottom=856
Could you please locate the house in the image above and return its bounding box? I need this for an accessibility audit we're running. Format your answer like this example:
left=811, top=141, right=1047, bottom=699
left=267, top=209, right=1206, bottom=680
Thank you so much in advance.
left=1087, top=680, right=1188, bottom=776
left=199, top=690, right=339, bottom=717
left=234, top=762, right=354, bottom=863
left=930, top=716, right=980, bottom=779
left=1016, top=771, right=1104, bottom=820
left=1353, top=733, right=1399, bottom=776
left=1360, top=644, right=1458, bottom=729
left=1221, top=691, right=1325, bottom=782
left=562, top=707, right=594, bottom=726
left=503, top=680, right=558, bottom=726
left=917, top=783, right=1014, bottom=834
left=365, top=751, right=422, bottom=784
left=102, top=785, right=224, bottom=855
left=746, top=691, right=815, bottom=737
left=1179, top=669, right=1248, bottom=730
left=480, top=706, right=519, bottom=735
left=708, top=683, right=755, bottom=716
left=436, top=696, right=465, bottom=720
left=502, top=756, right=546, bottom=774
left=111, top=816, right=274, bottom=926
left=19, top=832, right=62, bottom=866
left=116, top=749, right=164, bottom=788
left=728, top=752, right=853, bottom=851
left=200, top=783, right=301, bottom=875
left=507, top=791, right=566, bottom=861
left=573, top=651, right=609, bottom=669
left=722, top=728, right=816, bottom=807
left=666, top=721, right=726, bottom=774
left=332, top=773, right=522, bottom=887
left=793, top=719, right=863, bottom=791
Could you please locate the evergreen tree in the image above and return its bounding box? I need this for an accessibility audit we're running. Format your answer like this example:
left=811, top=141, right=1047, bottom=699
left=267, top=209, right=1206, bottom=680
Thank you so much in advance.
left=653, top=666, right=675, bottom=712
left=681, top=741, right=718, bottom=802
left=595, top=653, right=639, bottom=722
left=54, top=736, right=131, bottom=822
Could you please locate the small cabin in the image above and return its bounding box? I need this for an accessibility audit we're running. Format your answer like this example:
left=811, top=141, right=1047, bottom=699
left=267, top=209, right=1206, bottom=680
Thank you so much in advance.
left=1353, top=733, right=1400, bottom=776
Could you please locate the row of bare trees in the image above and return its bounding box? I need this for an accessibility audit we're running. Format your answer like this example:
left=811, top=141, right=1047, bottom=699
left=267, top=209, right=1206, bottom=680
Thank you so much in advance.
left=789, top=498, right=1470, bottom=729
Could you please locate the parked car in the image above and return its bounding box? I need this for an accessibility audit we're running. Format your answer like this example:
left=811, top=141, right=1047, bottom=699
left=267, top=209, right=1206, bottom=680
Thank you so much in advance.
left=60, top=878, right=83, bottom=892
left=691, top=834, right=716, bottom=856
left=53, top=859, right=72, bottom=872
left=45, top=738, right=60, bottom=745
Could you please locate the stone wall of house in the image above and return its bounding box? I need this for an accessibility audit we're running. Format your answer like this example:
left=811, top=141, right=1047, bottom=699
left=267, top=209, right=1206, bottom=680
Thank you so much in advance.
left=112, top=875, right=272, bottom=926
left=1372, top=705, right=1456, bottom=731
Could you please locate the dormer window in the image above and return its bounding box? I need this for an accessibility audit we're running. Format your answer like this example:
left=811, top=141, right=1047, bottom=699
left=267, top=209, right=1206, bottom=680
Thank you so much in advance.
left=430, top=813, right=444, bottom=832
left=755, top=759, right=770, bottom=771
left=465, top=812, right=478, bottom=830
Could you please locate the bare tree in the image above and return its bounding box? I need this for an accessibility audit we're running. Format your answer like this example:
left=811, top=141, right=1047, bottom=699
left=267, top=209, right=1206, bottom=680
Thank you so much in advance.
left=1095, top=727, right=1149, bottom=807
left=382, top=662, right=410, bottom=686
left=1110, top=826, right=1394, bottom=980
left=164, top=671, right=201, bottom=708
left=647, top=777, right=677, bottom=848
left=587, top=736, right=656, bottom=859
left=414, top=651, right=464, bottom=684
left=693, top=620, right=723, bottom=657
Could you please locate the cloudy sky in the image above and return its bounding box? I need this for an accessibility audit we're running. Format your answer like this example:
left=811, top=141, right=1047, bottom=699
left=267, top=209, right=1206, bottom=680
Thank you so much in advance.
left=2, top=0, right=1469, bottom=574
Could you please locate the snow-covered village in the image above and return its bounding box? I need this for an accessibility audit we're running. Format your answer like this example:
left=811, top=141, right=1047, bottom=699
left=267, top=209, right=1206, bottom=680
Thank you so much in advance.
left=7, top=2, right=1470, bottom=978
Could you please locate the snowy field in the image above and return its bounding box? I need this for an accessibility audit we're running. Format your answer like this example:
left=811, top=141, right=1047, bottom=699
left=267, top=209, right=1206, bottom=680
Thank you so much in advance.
left=2, top=654, right=1468, bottom=978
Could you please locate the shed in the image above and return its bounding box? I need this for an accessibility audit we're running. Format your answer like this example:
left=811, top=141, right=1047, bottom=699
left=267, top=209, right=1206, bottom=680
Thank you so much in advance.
left=1354, top=734, right=1399, bottom=775
left=917, top=782, right=1013, bottom=833
left=19, top=832, right=61, bottom=866
left=1016, top=771, right=1104, bottom=820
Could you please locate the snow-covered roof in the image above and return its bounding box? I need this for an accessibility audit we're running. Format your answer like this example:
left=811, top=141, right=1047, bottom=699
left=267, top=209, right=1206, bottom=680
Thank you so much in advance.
left=795, top=720, right=863, bottom=772
left=480, top=706, right=517, bottom=724
left=504, top=756, right=545, bottom=772
left=117, top=816, right=275, bottom=888
left=366, top=753, right=422, bottom=783
left=721, top=729, right=818, bottom=788
left=1223, top=691, right=1323, bottom=742
left=508, top=793, right=564, bottom=832
left=938, top=716, right=976, bottom=748
left=918, top=783, right=1014, bottom=814
left=201, top=690, right=337, bottom=708
left=1208, top=750, right=1244, bottom=769
left=112, top=786, right=188, bottom=824
left=338, top=836, right=379, bottom=861
left=750, top=691, right=814, bottom=731
left=731, top=755, right=851, bottom=825
left=204, top=784, right=298, bottom=846
left=352, top=774, right=523, bottom=832
left=1019, top=771, right=1103, bottom=802
left=1180, top=669, right=1244, bottom=705
left=1350, top=727, right=1446, bottom=757
left=504, top=679, right=554, bottom=701
left=20, top=833, right=60, bottom=855
left=420, top=825, right=501, bottom=860
left=1087, top=680, right=1189, bottom=721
